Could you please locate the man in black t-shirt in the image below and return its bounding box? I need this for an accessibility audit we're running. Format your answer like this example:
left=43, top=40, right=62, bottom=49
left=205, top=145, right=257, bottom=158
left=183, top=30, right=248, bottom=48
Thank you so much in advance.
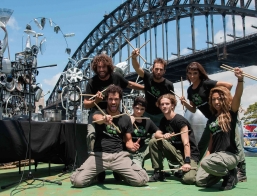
left=148, top=94, right=199, bottom=184
left=70, top=85, right=148, bottom=188
left=84, top=54, right=144, bottom=152
left=131, top=49, right=174, bottom=126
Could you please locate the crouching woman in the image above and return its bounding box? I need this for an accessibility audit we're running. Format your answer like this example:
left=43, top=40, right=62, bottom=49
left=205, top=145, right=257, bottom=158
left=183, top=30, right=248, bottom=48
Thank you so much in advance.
left=196, top=67, right=244, bottom=191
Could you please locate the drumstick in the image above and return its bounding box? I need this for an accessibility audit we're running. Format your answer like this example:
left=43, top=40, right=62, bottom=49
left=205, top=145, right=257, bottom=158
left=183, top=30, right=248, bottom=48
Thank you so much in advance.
left=181, top=77, right=185, bottom=110
left=93, top=102, right=121, bottom=133
left=156, top=130, right=191, bottom=141
left=93, top=102, right=106, bottom=116
left=139, top=40, right=150, bottom=50
left=170, top=90, right=193, bottom=107
left=89, top=87, right=108, bottom=100
left=92, top=113, right=127, bottom=123
left=222, top=64, right=257, bottom=80
left=80, top=94, right=95, bottom=96
left=170, top=89, right=181, bottom=99
left=221, top=64, right=257, bottom=81
left=161, top=167, right=197, bottom=172
left=122, top=103, right=139, bottom=130
left=124, top=37, right=147, bottom=62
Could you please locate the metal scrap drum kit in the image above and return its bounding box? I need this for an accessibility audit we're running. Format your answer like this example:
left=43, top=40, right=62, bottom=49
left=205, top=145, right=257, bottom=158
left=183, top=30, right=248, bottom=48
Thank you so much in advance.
left=0, top=9, right=89, bottom=122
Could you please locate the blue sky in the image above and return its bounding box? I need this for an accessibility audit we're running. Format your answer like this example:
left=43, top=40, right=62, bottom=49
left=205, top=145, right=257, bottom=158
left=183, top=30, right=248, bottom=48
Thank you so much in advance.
left=1, top=0, right=257, bottom=117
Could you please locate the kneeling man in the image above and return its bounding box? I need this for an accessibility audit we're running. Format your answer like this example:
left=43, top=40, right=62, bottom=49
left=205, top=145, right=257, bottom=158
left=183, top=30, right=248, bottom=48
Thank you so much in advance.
left=70, top=85, right=149, bottom=187
left=149, top=93, right=199, bottom=184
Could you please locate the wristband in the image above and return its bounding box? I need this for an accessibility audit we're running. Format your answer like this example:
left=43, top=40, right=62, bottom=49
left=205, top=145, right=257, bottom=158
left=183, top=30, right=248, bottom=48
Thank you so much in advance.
left=184, top=156, right=191, bottom=164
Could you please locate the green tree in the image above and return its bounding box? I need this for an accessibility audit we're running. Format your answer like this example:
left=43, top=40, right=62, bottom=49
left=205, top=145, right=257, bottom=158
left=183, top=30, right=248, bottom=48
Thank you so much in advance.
left=241, top=102, right=257, bottom=124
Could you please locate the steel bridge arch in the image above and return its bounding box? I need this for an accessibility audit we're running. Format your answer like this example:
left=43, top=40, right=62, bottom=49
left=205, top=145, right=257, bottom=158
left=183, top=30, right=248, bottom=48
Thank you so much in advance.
left=72, top=1, right=257, bottom=63
left=46, top=0, right=257, bottom=106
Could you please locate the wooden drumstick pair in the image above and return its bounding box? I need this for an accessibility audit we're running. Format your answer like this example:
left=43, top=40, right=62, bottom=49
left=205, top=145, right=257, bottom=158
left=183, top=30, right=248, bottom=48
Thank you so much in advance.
left=124, top=38, right=149, bottom=62
left=220, top=64, right=257, bottom=81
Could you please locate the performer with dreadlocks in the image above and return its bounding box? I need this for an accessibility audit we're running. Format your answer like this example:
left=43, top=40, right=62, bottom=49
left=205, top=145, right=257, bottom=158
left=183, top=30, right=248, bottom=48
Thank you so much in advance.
left=195, top=67, right=244, bottom=191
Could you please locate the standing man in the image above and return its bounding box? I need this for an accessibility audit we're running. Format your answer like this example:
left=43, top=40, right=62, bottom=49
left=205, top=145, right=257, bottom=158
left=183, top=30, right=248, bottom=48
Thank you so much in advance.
left=84, top=53, right=144, bottom=152
left=70, top=85, right=149, bottom=187
left=148, top=94, right=199, bottom=184
left=131, top=49, right=174, bottom=126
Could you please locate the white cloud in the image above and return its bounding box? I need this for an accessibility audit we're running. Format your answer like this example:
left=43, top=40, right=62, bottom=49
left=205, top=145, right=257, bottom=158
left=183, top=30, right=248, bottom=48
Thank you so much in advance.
left=43, top=73, right=61, bottom=87
left=214, top=16, right=257, bottom=43
left=181, top=48, right=191, bottom=55
left=6, top=16, right=19, bottom=30
left=226, top=16, right=257, bottom=36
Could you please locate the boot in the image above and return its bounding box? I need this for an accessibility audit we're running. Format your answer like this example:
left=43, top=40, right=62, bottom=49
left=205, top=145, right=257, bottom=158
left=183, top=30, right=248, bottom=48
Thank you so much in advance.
left=220, top=168, right=237, bottom=191
left=237, top=161, right=247, bottom=182
left=97, top=171, right=106, bottom=183
left=148, top=169, right=165, bottom=182
left=113, top=171, right=122, bottom=182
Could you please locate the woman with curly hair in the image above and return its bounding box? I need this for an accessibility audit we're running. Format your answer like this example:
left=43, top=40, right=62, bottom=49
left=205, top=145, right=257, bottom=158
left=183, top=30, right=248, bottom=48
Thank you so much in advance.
left=195, top=67, right=244, bottom=191
left=180, top=62, right=247, bottom=183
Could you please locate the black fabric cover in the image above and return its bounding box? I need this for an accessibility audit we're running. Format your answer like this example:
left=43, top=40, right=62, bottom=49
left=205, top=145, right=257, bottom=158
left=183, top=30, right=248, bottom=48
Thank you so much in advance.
left=0, top=120, right=88, bottom=166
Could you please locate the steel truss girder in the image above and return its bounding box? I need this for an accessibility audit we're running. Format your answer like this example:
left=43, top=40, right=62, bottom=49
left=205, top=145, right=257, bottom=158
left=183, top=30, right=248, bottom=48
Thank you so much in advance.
left=47, top=0, right=257, bottom=106
left=72, top=4, right=257, bottom=63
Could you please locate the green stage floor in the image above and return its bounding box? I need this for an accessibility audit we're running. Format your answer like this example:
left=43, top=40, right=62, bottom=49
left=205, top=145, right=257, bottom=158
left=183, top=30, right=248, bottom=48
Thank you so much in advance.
left=0, top=156, right=256, bottom=196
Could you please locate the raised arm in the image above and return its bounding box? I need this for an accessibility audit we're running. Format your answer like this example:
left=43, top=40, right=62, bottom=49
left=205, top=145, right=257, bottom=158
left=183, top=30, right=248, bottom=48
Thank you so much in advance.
left=131, top=49, right=145, bottom=78
left=231, top=67, right=244, bottom=112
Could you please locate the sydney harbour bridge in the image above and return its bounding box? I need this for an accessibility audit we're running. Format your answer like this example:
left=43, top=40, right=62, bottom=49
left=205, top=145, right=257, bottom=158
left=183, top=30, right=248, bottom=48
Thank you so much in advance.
left=45, top=0, right=257, bottom=110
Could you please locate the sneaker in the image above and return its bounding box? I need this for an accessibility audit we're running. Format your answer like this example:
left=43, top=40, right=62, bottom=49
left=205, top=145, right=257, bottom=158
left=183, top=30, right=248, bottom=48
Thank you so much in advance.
left=149, top=169, right=165, bottom=182
left=220, top=168, right=237, bottom=191
left=97, top=171, right=106, bottom=183
left=113, top=171, right=122, bottom=182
